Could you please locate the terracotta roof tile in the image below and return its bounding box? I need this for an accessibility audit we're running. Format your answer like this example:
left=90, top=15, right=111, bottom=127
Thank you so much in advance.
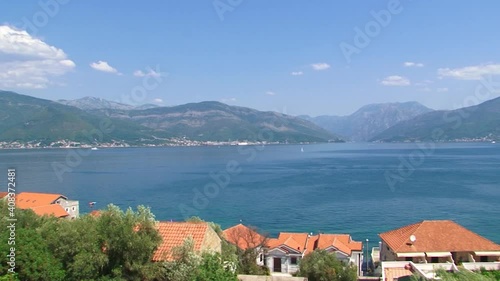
left=152, top=222, right=211, bottom=261
left=89, top=210, right=102, bottom=217
left=16, top=192, right=65, bottom=209
left=223, top=224, right=266, bottom=250
left=31, top=204, right=69, bottom=218
left=267, top=232, right=310, bottom=254
left=384, top=267, right=413, bottom=281
left=311, top=234, right=363, bottom=255
left=303, top=233, right=362, bottom=255
left=0, top=192, right=8, bottom=198
left=380, top=220, right=500, bottom=253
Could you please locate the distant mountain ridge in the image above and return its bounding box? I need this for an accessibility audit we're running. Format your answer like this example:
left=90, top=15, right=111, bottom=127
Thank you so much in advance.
left=371, top=97, right=500, bottom=142
left=0, top=91, right=153, bottom=144
left=91, top=100, right=340, bottom=142
left=302, top=101, right=433, bottom=141
left=0, top=92, right=338, bottom=144
left=58, top=97, right=139, bottom=110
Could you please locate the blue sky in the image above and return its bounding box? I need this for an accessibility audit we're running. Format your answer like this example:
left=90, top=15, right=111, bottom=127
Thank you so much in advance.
left=1, top=1, right=500, bottom=116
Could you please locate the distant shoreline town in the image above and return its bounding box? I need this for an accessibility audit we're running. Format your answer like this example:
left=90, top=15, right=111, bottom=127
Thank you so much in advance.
left=0, top=138, right=496, bottom=150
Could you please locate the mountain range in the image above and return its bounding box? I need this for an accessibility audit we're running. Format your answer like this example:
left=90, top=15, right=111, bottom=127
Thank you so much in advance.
left=2, top=91, right=499, bottom=145
left=371, top=96, right=500, bottom=142
left=57, top=97, right=160, bottom=111
left=0, top=91, right=338, bottom=145
left=301, top=102, right=433, bottom=141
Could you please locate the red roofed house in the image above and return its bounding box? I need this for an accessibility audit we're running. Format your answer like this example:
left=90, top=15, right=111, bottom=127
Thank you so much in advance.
left=15, top=192, right=79, bottom=219
left=152, top=222, right=221, bottom=261
left=223, top=224, right=268, bottom=266
left=265, top=232, right=363, bottom=275
left=379, top=220, right=500, bottom=280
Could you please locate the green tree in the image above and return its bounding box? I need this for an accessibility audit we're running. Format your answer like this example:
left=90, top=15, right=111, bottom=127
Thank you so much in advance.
left=13, top=228, right=66, bottom=281
left=409, top=269, right=498, bottom=281
left=195, top=252, right=238, bottom=281
left=160, top=237, right=201, bottom=281
left=436, top=269, right=496, bottom=281
left=237, top=248, right=269, bottom=275
left=157, top=238, right=238, bottom=281
left=39, top=214, right=108, bottom=281
left=0, top=203, right=65, bottom=281
left=95, top=204, right=162, bottom=280
left=296, top=250, right=357, bottom=281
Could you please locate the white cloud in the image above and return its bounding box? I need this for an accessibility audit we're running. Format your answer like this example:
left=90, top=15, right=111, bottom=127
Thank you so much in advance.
left=90, top=60, right=120, bottom=74
left=438, top=63, right=500, bottom=80
left=0, top=25, right=75, bottom=89
left=153, top=98, right=163, bottom=103
left=436, top=87, right=449, bottom=92
left=404, top=61, right=424, bottom=67
left=266, top=91, right=276, bottom=96
left=291, top=71, right=303, bottom=76
left=380, top=75, right=411, bottom=86
left=133, top=69, right=163, bottom=77
left=311, top=63, right=330, bottom=71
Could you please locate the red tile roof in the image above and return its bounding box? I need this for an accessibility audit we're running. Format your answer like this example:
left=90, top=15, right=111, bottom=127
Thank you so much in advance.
left=16, top=192, right=65, bottom=209
left=89, top=210, right=102, bottom=217
left=310, top=234, right=363, bottom=255
left=223, top=224, right=267, bottom=250
left=31, top=204, right=69, bottom=218
left=267, top=232, right=310, bottom=254
left=380, top=220, right=500, bottom=253
left=0, top=192, right=8, bottom=198
left=384, top=267, right=413, bottom=281
left=266, top=231, right=362, bottom=256
left=152, top=222, right=213, bottom=261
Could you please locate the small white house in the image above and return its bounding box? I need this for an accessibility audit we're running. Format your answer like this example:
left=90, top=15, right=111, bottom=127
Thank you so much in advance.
left=266, top=232, right=363, bottom=275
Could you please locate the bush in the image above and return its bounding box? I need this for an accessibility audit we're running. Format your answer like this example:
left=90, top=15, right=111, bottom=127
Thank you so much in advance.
left=296, top=249, right=357, bottom=281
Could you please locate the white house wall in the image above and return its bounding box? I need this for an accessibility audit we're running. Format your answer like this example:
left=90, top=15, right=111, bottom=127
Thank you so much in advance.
left=266, top=249, right=301, bottom=274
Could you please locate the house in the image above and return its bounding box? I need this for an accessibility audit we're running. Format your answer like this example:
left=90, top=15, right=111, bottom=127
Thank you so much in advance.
left=14, top=192, right=79, bottom=219
left=223, top=224, right=267, bottom=266
left=379, top=220, right=500, bottom=280
left=152, top=222, right=222, bottom=261
left=310, top=233, right=363, bottom=275
left=265, top=232, right=363, bottom=275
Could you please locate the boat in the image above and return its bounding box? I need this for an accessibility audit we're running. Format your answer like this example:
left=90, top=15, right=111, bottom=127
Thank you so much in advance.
left=492, top=141, right=496, bottom=144
left=88, top=201, right=97, bottom=207
left=91, top=147, right=98, bottom=150
left=301, top=147, right=304, bottom=152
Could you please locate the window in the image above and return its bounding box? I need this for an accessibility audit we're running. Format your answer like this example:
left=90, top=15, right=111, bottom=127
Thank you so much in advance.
left=259, top=254, right=263, bottom=262
left=480, top=256, right=488, bottom=262
left=290, top=257, right=297, bottom=265
left=431, top=257, right=439, bottom=263
left=65, top=208, right=69, bottom=212
left=405, top=257, right=412, bottom=261
left=72, top=206, right=76, bottom=211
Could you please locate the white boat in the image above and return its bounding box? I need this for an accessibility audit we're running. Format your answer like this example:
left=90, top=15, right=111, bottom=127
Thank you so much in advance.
left=301, top=147, right=304, bottom=152
left=91, top=147, right=98, bottom=150
left=492, top=141, right=496, bottom=144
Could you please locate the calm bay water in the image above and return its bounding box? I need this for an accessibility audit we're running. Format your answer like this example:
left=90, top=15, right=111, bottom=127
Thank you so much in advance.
left=1, top=143, right=499, bottom=245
